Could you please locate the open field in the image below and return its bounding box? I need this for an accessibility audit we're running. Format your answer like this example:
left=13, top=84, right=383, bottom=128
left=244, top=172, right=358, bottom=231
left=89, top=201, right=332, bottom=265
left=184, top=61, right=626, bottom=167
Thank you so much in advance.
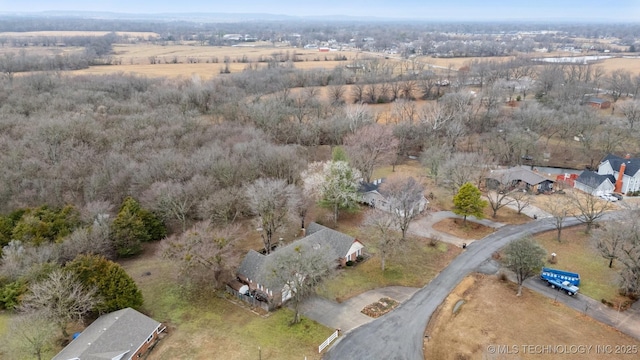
left=118, top=243, right=333, bottom=360
left=423, top=274, right=640, bottom=360
left=0, top=31, right=159, bottom=38
left=533, top=225, right=628, bottom=305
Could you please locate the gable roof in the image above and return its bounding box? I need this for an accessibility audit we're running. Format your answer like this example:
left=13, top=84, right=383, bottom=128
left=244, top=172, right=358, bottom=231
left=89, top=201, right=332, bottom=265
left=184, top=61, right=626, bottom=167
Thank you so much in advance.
left=53, top=308, right=161, bottom=360
left=237, top=223, right=358, bottom=290
left=575, top=171, right=615, bottom=188
left=487, top=166, right=553, bottom=186
left=358, top=179, right=385, bottom=193
left=601, top=154, right=640, bottom=177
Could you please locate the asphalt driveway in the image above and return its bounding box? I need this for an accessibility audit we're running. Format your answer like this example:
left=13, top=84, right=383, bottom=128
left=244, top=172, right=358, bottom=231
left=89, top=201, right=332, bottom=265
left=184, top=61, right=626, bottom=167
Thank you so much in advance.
left=298, top=286, right=419, bottom=332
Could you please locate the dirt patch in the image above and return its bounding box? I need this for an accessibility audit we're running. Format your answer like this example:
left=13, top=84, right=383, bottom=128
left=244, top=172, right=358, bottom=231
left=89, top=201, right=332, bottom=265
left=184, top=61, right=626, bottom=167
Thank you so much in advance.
left=432, top=218, right=495, bottom=239
left=423, top=274, right=640, bottom=360
left=361, top=297, right=400, bottom=318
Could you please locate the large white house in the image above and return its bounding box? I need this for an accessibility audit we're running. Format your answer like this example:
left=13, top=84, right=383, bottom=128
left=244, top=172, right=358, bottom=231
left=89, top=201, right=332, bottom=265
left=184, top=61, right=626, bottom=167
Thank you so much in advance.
left=595, top=154, right=640, bottom=194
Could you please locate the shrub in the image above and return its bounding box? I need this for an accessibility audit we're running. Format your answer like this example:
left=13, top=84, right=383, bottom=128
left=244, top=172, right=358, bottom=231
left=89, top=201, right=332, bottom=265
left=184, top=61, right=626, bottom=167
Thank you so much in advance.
left=0, top=279, right=27, bottom=310
left=346, top=260, right=354, bottom=266
left=356, top=255, right=364, bottom=262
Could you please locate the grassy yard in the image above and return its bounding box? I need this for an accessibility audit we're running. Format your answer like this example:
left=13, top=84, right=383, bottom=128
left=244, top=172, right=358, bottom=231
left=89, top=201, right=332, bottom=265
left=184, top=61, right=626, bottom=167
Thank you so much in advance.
left=118, top=245, right=334, bottom=360
left=318, top=235, right=460, bottom=302
left=533, top=225, right=628, bottom=305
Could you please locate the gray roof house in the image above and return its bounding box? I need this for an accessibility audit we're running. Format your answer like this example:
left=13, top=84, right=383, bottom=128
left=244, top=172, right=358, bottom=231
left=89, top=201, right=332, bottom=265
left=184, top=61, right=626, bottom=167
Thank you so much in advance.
left=486, top=166, right=555, bottom=192
left=235, top=222, right=364, bottom=309
left=358, top=178, right=428, bottom=215
left=597, top=154, right=640, bottom=194
left=52, top=308, right=164, bottom=360
left=574, top=171, right=615, bottom=195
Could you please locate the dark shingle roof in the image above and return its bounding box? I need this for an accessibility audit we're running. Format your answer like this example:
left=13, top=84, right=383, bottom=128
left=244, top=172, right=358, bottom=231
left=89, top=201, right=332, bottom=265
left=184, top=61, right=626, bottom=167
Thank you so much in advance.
left=358, top=179, right=385, bottom=193
left=237, top=223, right=358, bottom=289
left=601, top=154, right=640, bottom=177
left=576, top=171, right=615, bottom=188
left=52, top=308, right=161, bottom=360
left=487, top=167, right=552, bottom=186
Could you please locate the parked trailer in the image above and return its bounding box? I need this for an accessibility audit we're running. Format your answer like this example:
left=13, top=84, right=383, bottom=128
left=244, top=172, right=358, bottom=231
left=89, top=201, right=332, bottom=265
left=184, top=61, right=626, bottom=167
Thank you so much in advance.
left=540, top=267, right=580, bottom=296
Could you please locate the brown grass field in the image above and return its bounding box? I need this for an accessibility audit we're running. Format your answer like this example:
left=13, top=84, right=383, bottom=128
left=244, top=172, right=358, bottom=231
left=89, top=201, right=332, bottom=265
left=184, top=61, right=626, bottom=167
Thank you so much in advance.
left=0, top=31, right=159, bottom=38
left=423, top=274, right=640, bottom=360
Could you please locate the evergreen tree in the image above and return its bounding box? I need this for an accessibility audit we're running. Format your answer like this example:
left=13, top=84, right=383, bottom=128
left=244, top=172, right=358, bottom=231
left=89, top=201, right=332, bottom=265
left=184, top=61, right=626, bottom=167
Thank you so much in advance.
left=66, top=254, right=143, bottom=313
left=452, top=182, right=487, bottom=224
left=111, top=197, right=165, bottom=257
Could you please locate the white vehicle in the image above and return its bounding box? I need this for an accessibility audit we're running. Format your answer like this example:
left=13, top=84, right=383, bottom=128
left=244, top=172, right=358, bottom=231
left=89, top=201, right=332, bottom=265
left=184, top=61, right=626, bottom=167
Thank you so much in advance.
left=599, top=194, right=618, bottom=202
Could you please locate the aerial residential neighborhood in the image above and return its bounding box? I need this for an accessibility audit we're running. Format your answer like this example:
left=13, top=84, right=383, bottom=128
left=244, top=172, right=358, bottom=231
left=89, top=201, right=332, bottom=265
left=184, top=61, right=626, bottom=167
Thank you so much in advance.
left=1, top=1, right=640, bottom=360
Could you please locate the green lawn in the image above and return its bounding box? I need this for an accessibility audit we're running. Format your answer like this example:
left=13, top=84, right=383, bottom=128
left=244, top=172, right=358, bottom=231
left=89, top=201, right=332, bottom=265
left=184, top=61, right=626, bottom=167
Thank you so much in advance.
left=533, top=225, right=627, bottom=305
left=319, top=237, right=458, bottom=302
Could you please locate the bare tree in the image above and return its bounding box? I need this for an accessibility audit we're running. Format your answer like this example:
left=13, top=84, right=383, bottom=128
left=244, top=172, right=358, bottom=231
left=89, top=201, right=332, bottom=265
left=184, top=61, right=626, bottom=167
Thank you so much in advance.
left=5, top=311, right=56, bottom=360
left=328, top=84, right=346, bottom=105
left=485, top=176, right=515, bottom=218
left=441, top=152, right=492, bottom=191
left=245, top=178, right=295, bottom=254
left=162, top=221, right=239, bottom=289
left=591, top=222, right=625, bottom=268
left=19, top=270, right=99, bottom=337
left=568, top=188, right=612, bottom=234
left=510, top=190, right=531, bottom=215
left=364, top=209, right=398, bottom=271
left=619, top=100, right=640, bottom=129
left=268, top=242, right=334, bottom=324
left=344, top=124, right=398, bottom=183
left=381, top=176, right=426, bottom=239
left=544, top=194, right=571, bottom=242
left=503, top=236, right=546, bottom=296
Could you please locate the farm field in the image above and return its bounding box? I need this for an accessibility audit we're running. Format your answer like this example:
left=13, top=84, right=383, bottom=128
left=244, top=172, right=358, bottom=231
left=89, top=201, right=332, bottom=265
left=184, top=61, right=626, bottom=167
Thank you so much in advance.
left=0, top=31, right=159, bottom=38
left=423, top=274, right=640, bottom=360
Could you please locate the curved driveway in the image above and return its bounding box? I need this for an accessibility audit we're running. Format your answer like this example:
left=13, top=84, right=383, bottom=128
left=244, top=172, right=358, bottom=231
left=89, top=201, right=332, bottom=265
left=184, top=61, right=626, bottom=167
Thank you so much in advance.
left=324, top=217, right=584, bottom=360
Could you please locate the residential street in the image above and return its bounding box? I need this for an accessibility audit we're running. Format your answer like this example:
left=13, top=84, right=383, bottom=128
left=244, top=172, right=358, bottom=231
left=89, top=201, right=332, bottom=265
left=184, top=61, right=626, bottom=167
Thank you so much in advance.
left=324, top=217, right=588, bottom=360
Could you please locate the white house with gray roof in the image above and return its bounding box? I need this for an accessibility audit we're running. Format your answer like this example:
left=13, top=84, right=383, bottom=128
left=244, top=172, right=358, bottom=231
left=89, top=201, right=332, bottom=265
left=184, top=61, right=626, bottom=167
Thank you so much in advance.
left=52, top=308, right=164, bottom=360
left=597, top=154, right=640, bottom=194
left=235, top=222, right=364, bottom=309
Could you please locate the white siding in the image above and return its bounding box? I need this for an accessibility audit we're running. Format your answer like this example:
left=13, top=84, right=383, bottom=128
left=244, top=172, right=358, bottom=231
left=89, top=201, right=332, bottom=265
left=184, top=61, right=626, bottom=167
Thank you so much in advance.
left=598, top=161, right=614, bottom=176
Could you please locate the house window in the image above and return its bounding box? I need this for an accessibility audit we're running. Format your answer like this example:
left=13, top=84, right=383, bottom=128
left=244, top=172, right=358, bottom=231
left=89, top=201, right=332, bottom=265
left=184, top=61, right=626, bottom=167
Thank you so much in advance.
left=147, top=334, right=153, bottom=343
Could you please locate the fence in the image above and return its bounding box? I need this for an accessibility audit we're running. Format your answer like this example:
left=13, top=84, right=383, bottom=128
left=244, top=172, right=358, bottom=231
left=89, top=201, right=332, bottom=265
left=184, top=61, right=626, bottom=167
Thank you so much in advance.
left=318, top=330, right=339, bottom=353
left=225, top=285, right=271, bottom=312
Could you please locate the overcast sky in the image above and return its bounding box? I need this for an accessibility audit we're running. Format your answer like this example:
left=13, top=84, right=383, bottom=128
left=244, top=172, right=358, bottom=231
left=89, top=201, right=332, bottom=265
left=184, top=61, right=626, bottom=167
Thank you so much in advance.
left=3, top=0, right=639, bottom=21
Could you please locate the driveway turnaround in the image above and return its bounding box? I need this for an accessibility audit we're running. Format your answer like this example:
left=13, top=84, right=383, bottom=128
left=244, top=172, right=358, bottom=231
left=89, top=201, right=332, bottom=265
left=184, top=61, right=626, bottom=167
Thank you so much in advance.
left=409, top=211, right=505, bottom=247
left=324, top=217, right=584, bottom=360
left=298, top=286, right=419, bottom=332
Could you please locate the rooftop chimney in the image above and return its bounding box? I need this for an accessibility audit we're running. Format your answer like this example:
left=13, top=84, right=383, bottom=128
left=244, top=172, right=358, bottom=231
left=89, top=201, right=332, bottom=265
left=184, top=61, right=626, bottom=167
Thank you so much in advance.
left=614, top=162, right=626, bottom=193
left=625, top=153, right=631, bottom=159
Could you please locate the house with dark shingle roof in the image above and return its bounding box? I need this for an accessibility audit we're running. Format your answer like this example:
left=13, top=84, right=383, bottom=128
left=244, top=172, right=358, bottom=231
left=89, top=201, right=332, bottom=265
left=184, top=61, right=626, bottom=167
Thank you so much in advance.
left=358, top=179, right=428, bottom=215
left=485, top=166, right=555, bottom=193
left=235, top=222, right=363, bottom=309
left=597, top=154, right=640, bottom=194
left=52, top=307, right=164, bottom=360
left=574, top=171, right=615, bottom=194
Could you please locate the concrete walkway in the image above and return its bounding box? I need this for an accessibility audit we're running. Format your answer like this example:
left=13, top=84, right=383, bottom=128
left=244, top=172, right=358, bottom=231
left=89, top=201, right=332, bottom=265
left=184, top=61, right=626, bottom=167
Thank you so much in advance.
left=298, top=286, right=419, bottom=332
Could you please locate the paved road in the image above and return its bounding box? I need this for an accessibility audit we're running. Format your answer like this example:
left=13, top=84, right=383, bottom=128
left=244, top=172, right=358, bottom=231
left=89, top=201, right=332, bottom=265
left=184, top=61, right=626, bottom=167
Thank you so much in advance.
left=324, top=217, right=584, bottom=360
